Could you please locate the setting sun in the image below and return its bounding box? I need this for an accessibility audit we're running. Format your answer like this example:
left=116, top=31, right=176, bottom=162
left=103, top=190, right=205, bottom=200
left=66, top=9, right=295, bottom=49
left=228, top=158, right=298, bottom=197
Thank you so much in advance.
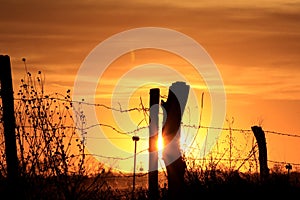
left=157, top=133, right=164, bottom=152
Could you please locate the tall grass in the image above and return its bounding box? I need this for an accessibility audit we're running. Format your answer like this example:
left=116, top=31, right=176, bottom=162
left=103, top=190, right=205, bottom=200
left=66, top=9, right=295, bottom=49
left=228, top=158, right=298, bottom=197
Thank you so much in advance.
left=0, top=69, right=111, bottom=199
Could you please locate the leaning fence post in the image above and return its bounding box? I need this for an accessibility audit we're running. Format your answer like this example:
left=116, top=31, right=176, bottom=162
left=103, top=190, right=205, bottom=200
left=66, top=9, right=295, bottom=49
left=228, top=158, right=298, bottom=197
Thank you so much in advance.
left=251, top=126, right=269, bottom=182
left=0, top=55, right=19, bottom=196
left=161, top=81, right=189, bottom=200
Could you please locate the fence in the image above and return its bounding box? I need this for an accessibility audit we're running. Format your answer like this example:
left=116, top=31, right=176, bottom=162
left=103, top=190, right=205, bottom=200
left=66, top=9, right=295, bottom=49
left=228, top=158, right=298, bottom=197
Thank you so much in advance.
left=1, top=55, right=300, bottom=198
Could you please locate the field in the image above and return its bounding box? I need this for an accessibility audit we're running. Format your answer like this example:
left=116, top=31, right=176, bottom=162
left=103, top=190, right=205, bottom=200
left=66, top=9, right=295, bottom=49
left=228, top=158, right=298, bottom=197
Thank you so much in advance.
left=0, top=166, right=300, bottom=199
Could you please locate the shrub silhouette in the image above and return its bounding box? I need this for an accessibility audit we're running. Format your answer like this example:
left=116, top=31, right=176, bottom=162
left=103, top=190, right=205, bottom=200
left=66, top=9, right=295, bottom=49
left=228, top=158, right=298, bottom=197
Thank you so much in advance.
left=0, top=69, right=110, bottom=199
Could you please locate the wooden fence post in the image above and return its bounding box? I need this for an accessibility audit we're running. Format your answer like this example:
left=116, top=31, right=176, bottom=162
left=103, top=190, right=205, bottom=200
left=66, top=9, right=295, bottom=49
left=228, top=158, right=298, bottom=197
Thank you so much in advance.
left=148, top=88, right=159, bottom=200
left=251, top=126, right=269, bottom=182
left=0, top=55, right=19, bottom=195
left=161, top=81, right=189, bottom=200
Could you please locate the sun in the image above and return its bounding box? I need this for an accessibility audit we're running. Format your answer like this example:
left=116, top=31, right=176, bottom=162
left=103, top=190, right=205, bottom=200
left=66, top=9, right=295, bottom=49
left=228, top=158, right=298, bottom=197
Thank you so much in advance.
left=157, top=133, right=164, bottom=151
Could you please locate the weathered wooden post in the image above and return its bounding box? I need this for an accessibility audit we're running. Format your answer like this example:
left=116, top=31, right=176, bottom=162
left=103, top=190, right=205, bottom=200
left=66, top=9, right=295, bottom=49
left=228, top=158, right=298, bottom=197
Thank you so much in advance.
left=148, top=88, right=159, bottom=200
left=0, top=55, right=19, bottom=196
left=161, top=81, right=189, bottom=200
left=251, top=126, right=269, bottom=182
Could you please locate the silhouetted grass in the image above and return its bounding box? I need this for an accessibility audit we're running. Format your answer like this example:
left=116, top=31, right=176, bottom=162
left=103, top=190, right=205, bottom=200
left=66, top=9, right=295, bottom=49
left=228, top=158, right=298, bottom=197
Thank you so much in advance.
left=0, top=167, right=298, bottom=199
left=184, top=168, right=300, bottom=199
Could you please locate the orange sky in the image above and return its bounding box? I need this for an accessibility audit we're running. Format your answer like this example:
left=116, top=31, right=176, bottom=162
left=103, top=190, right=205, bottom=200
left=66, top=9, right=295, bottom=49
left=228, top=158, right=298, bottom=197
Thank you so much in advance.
left=1, top=0, right=300, bottom=171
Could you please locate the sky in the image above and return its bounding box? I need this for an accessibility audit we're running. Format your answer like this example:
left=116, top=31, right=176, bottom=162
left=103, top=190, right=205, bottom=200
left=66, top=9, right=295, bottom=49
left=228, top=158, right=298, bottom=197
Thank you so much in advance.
left=0, top=0, right=300, bottom=172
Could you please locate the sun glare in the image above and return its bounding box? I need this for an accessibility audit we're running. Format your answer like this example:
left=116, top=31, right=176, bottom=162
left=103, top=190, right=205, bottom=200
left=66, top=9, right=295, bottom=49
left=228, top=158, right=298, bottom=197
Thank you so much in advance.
left=157, top=133, right=164, bottom=151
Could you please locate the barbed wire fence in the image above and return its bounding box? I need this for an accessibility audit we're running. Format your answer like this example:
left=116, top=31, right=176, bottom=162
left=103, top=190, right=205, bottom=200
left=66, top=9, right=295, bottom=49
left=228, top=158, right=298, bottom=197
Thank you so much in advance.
left=1, top=57, right=300, bottom=198
left=2, top=78, right=300, bottom=166
left=2, top=90, right=300, bottom=172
